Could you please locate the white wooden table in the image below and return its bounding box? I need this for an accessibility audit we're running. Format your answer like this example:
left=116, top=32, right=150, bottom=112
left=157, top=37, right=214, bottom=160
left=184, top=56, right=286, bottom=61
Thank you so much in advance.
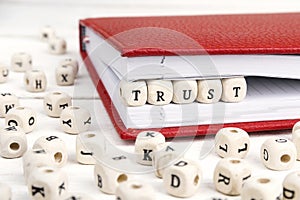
left=1, top=0, right=300, bottom=199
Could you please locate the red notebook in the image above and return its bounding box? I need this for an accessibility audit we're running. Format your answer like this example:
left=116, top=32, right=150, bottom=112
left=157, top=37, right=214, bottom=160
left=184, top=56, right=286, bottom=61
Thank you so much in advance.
left=79, top=13, right=300, bottom=140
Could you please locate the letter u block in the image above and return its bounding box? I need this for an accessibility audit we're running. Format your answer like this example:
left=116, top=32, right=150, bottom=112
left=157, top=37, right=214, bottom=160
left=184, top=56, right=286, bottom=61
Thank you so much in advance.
left=134, top=131, right=165, bottom=166
left=163, top=158, right=202, bottom=198
left=172, top=80, right=197, bottom=104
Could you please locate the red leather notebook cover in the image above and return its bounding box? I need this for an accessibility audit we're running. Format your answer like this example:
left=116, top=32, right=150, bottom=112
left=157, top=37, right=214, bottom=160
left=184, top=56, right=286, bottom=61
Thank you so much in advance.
left=80, top=13, right=300, bottom=57
left=79, top=13, right=300, bottom=140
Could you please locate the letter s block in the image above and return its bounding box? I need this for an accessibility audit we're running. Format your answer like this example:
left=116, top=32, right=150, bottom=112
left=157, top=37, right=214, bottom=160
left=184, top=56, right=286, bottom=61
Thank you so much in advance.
left=163, top=158, right=202, bottom=198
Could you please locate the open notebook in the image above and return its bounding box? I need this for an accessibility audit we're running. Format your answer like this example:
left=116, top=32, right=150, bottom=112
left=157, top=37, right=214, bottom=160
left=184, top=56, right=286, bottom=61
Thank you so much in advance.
left=80, top=13, right=300, bottom=139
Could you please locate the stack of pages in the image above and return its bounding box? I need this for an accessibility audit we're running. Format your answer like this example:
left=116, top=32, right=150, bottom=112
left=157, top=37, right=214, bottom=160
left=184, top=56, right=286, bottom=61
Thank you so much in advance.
left=80, top=13, right=300, bottom=139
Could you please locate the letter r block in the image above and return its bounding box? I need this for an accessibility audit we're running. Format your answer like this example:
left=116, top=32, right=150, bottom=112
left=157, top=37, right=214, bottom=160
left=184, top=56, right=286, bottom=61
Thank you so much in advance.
left=147, top=80, right=173, bottom=105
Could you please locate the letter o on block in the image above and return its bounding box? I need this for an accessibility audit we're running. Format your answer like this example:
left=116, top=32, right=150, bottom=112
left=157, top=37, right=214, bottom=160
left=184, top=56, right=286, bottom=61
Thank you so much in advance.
left=213, top=158, right=251, bottom=196
left=241, top=176, right=281, bottom=200
left=260, top=137, right=296, bottom=171
left=134, top=131, right=165, bottom=166
left=283, top=171, right=300, bottom=200
left=163, top=158, right=202, bottom=198
left=5, top=106, right=37, bottom=133
left=214, top=127, right=250, bottom=159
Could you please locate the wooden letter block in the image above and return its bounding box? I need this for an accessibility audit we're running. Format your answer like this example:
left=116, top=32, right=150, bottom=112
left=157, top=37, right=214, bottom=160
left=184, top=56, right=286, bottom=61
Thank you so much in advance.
left=49, top=37, right=67, bottom=54
left=134, top=131, right=165, bottom=166
left=163, top=158, right=202, bottom=198
left=40, top=26, right=56, bottom=42
left=172, top=80, right=197, bottom=104
left=11, top=52, right=32, bottom=72
left=60, top=106, right=91, bottom=134
left=94, top=155, right=130, bottom=194
left=213, top=158, right=251, bottom=195
left=43, top=92, right=72, bottom=118
left=23, top=149, right=55, bottom=183
left=0, top=126, right=27, bottom=159
left=120, top=80, right=147, bottom=106
left=76, top=133, right=96, bottom=165
left=283, top=171, right=300, bottom=200
left=221, top=77, right=247, bottom=103
left=261, top=137, right=296, bottom=171
left=214, top=127, right=250, bottom=159
left=60, top=58, right=79, bottom=77
left=197, top=79, right=222, bottom=103
left=0, top=93, right=19, bottom=118
left=33, top=136, right=68, bottom=168
left=0, top=64, right=9, bottom=83
left=55, top=65, right=75, bottom=86
left=28, top=166, right=68, bottom=200
left=5, top=106, right=37, bottom=133
left=24, top=70, right=47, bottom=92
left=116, top=181, right=155, bottom=200
left=241, top=176, right=281, bottom=200
left=147, top=80, right=173, bottom=105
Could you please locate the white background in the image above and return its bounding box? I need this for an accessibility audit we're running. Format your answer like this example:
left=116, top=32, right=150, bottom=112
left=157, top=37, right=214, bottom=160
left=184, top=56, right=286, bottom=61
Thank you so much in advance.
left=1, top=0, right=300, bottom=199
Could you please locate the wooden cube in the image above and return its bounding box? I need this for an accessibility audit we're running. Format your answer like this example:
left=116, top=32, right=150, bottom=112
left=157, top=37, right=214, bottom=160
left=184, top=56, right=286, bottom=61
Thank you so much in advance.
left=0, top=64, right=9, bottom=83
left=55, top=65, right=75, bottom=86
left=213, top=158, right=251, bottom=195
left=5, top=106, right=37, bottom=133
left=135, top=131, right=165, bottom=166
left=283, top=171, right=300, bottom=200
left=40, top=26, right=56, bottom=42
left=215, top=127, right=250, bottom=159
left=11, top=52, right=32, bottom=72
left=261, top=137, right=296, bottom=171
left=0, top=126, right=27, bottom=158
left=221, top=77, right=247, bottom=103
left=197, top=79, right=222, bottom=103
left=43, top=92, right=72, bottom=118
left=241, top=176, right=281, bottom=200
left=120, top=80, right=147, bottom=106
left=163, top=158, right=202, bottom=198
left=60, top=106, right=91, bottom=134
left=116, top=181, right=155, bottom=200
left=76, top=133, right=96, bottom=165
left=28, top=166, right=68, bottom=200
left=147, top=80, right=173, bottom=105
left=94, top=156, right=131, bottom=194
left=33, top=136, right=68, bottom=168
left=172, top=80, right=197, bottom=104
left=49, top=37, right=67, bottom=54
left=0, top=93, right=19, bottom=118
left=24, top=70, right=47, bottom=92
